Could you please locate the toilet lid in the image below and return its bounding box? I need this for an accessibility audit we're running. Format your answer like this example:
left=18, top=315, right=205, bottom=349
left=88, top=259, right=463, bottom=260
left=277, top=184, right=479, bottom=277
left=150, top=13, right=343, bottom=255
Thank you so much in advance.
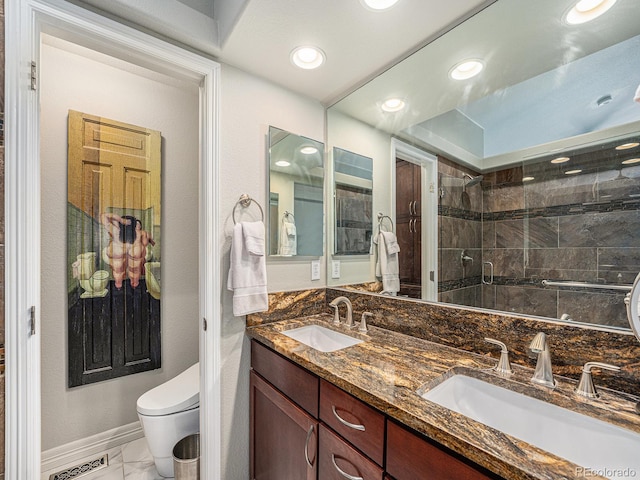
left=137, top=363, right=200, bottom=416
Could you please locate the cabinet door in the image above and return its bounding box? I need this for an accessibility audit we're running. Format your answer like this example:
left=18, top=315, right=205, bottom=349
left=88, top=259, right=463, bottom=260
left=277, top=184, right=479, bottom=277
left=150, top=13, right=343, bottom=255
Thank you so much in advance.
left=250, top=371, right=318, bottom=480
left=319, top=424, right=383, bottom=480
left=386, top=421, right=500, bottom=480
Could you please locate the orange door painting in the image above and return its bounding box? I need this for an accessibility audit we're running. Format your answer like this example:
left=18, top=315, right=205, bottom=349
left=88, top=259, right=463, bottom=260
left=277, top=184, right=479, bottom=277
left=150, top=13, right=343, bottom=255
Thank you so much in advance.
left=67, top=110, right=162, bottom=387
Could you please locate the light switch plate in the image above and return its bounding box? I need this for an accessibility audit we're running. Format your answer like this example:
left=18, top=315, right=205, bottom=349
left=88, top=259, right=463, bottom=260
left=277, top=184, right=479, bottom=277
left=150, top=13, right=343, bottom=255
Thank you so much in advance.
left=331, top=260, right=341, bottom=279
left=311, top=260, right=321, bottom=281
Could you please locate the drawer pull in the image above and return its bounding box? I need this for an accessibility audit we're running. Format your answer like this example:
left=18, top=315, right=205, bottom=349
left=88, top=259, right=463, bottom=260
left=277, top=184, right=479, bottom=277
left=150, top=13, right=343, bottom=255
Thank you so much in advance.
left=331, top=454, right=364, bottom=480
left=332, top=405, right=365, bottom=431
left=304, top=425, right=315, bottom=468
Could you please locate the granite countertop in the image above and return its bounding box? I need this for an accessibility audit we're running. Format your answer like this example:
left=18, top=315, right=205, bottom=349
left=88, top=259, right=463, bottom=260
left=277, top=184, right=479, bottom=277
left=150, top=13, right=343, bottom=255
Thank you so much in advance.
left=246, top=314, right=640, bottom=480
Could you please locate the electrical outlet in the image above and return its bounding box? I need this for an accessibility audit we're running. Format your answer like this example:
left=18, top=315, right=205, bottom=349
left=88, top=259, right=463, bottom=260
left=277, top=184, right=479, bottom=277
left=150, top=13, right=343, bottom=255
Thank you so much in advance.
left=331, top=260, right=341, bottom=279
left=311, top=260, right=321, bottom=281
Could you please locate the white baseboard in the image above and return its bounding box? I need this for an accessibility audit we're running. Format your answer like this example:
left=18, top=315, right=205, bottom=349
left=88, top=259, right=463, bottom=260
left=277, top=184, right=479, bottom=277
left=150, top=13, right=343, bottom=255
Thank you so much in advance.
left=41, top=421, right=144, bottom=474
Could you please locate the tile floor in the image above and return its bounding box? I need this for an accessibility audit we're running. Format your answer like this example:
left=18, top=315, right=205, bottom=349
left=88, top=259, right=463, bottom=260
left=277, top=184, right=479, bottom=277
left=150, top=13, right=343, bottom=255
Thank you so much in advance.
left=42, top=437, right=169, bottom=480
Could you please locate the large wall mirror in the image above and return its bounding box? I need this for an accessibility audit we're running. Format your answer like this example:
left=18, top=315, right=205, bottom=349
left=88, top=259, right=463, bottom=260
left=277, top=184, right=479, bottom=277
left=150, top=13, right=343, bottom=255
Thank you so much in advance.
left=327, top=0, right=640, bottom=331
left=268, top=126, right=324, bottom=257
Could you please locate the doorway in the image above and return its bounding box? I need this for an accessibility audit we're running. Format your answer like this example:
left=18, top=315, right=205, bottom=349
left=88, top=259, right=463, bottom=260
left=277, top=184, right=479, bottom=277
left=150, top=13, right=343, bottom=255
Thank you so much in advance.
left=391, top=139, right=438, bottom=301
left=4, top=1, right=220, bottom=478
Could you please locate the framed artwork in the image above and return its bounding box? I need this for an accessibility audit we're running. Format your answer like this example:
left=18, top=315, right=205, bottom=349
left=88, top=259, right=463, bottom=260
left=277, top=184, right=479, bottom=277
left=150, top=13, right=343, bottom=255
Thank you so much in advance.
left=67, top=110, right=162, bottom=387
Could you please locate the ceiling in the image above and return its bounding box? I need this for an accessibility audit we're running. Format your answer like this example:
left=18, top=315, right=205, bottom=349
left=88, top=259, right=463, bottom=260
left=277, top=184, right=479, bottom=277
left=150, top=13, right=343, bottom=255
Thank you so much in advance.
left=66, top=0, right=494, bottom=105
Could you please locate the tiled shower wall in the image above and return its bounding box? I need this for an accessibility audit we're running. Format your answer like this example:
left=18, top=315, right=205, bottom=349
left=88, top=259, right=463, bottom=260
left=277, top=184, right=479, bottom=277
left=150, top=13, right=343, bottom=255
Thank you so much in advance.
left=438, top=151, right=639, bottom=329
left=437, top=156, right=483, bottom=306
left=1, top=0, right=6, bottom=476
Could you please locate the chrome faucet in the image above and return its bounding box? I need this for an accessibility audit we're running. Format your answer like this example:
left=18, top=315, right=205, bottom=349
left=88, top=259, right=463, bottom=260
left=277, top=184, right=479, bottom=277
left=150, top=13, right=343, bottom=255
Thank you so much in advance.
left=329, top=296, right=353, bottom=327
left=529, top=332, right=556, bottom=388
left=575, top=362, right=620, bottom=398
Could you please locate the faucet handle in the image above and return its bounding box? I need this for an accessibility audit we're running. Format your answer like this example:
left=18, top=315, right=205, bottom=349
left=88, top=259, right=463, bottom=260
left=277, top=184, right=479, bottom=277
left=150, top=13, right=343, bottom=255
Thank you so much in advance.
left=359, top=312, right=373, bottom=333
left=484, top=338, right=513, bottom=375
left=330, top=304, right=341, bottom=325
left=575, top=361, right=621, bottom=399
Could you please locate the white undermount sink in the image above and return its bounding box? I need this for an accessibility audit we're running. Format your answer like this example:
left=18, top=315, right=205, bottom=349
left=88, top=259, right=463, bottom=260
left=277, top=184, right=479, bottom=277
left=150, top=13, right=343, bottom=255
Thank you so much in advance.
left=281, top=324, right=363, bottom=352
left=421, top=374, right=640, bottom=477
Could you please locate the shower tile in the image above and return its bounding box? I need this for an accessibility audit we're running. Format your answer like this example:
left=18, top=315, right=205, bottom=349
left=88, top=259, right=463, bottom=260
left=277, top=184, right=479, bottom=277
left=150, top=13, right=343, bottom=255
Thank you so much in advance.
left=495, top=219, right=524, bottom=248
left=598, top=248, right=640, bottom=284
left=525, top=173, right=596, bottom=209
left=439, top=248, right=464, bottom=282
left=439, top=285, right=480, bottom=309
left=526, top=247, right=597, bottom=272
left=482, top=220, right=495, bottom=249
left=494, top=285, right=526, bottom=314
left=525, top=268, right=597, bottom=283
left=483, top=248, right=524, bottom=278
left=439, top=216, right=481, bottom=249
left=527, top=217, right=558, bottom=248
left=481, top=284, right=496, bottom=310
left=558, top=291, right=628, bottom=329
left=521, top=288, right=558, bottom=319
left=559, top=210, right=640, bottom=248
left=483, top=183, right=524, bottom=213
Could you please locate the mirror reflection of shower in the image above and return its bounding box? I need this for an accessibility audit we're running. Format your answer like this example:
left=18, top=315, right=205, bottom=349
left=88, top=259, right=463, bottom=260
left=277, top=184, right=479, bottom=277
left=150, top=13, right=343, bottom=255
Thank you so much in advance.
left=461, top=173, right=483, bottom=209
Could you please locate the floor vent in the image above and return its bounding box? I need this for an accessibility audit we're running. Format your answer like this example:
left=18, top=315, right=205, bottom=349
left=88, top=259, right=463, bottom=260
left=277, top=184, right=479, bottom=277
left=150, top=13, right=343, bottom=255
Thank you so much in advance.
left=48, top=454, right=109, bottom=480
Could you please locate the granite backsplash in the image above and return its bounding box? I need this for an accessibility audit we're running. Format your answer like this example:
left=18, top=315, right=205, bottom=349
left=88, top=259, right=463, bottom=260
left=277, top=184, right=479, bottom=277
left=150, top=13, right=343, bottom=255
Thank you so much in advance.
left=248, top=287, right=640, bottom=397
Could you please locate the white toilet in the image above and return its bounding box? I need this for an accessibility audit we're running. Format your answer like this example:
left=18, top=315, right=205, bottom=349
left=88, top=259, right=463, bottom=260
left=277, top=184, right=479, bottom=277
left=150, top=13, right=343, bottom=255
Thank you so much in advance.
left=137, top=363, right=200, bottom=478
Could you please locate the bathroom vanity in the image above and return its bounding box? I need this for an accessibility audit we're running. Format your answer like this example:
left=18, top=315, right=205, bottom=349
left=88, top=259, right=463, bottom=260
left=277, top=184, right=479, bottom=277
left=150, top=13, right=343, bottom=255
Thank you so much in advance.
left=247, top=313, right=640, bottom=480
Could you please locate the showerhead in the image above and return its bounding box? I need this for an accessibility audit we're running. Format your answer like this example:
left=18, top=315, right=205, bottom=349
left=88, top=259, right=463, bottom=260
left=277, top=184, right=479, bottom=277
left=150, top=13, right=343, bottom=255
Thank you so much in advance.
left=463, top=173, right=484, bottom=188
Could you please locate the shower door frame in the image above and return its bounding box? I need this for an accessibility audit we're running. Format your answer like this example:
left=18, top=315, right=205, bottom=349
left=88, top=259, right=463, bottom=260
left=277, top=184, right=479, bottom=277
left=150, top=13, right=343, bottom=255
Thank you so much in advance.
left=4, top=0, right=222, bottom=478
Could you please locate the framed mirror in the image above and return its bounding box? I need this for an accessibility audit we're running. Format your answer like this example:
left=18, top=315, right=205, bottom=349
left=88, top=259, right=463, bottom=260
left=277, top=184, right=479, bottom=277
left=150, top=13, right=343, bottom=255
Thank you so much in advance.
left=333, top=147, right=373, bottom=256
left=326, top=0, right=640, bottom=331
left=268, top=126, right=324, bottom=257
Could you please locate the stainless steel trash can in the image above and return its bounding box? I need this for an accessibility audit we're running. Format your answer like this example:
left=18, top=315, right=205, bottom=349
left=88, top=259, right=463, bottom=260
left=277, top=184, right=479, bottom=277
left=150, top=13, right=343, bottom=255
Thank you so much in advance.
left=173, top=433, right=200, bottom=479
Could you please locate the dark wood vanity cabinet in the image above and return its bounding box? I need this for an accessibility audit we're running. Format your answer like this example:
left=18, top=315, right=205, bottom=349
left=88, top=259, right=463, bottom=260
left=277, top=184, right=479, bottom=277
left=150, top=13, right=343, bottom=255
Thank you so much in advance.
left=250, top=371, right=318, bottom=480
left=251, top=340, right=503, bottom=480
left=386, top=421, right=500, bottom=480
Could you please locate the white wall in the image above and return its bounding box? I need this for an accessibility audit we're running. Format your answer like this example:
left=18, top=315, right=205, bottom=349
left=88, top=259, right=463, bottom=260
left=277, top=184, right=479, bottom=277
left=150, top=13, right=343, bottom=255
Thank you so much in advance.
left=327, top=109, right=393, bottom=286
left=219, top=64, right=325, bottom=479
left=40, top=41, right=200, bottom=450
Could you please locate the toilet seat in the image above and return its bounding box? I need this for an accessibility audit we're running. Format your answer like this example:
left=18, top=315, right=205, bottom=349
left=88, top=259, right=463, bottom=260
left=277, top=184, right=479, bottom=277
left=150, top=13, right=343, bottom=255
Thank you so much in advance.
left=137, top=363, right=200, bottom=416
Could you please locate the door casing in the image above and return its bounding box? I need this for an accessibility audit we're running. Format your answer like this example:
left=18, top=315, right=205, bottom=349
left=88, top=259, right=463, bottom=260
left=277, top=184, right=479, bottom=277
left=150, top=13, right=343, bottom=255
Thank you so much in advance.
left=4, top=0, right=222, bottom=478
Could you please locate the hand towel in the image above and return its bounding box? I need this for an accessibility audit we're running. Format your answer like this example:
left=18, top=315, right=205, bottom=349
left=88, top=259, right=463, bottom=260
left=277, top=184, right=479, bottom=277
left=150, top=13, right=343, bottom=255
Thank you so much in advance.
left=227, top=221, right=268, bottom=316
left=278, top=217, right=297, bottom=256
left=635, top=83, right=640, bottom=103
left=376, top=231, right=400, bottom=295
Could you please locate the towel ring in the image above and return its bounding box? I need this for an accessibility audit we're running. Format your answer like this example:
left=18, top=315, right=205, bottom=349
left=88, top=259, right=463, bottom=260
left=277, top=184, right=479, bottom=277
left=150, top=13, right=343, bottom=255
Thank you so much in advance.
left=284, top=211, right=295, bottom=220
left=377, top=212, right=394, bottom=233
left=233, top=194, right=264, bottom=224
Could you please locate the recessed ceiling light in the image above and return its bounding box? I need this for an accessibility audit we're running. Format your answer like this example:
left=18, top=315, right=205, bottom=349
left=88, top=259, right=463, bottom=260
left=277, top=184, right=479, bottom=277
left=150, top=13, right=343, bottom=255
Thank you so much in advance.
left=551, top=156, right=570, bottom=164
left=275, top=160, right=291, bottom=167
left=381, top=98, right=406, bottom=112
left=522, top=176, right=535, bottom=182
left=300, top=146, right=318, bottom=155
left=290, top=46, right=325, bottom=70
left=616, top=142, right=640, bottom=150
left=622, top=158, right=640, bottom=165
left=565, top=0, right=617, bottom=24
left=360, top=0, right=399, bottom=10
left=565, top=169, right=582, bottom=175
left=449, top=60, right=484, bottom=80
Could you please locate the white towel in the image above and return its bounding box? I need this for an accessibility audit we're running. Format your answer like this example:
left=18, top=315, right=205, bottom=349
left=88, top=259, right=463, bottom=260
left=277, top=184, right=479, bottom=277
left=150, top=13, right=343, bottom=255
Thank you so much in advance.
left=635, top=83, right=640, bottom=103
left=375, top=231, right=400, bottom=295
left=278, top=217, right=297, bottom=256
left=227, top=221, right=268, bottom=316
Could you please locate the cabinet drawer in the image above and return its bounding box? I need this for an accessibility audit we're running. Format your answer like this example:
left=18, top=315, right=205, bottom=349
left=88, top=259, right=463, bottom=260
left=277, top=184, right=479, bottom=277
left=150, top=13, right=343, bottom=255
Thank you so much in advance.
left=319, top=424, right=383, bottom=480
left=251, top=340, right=319, bottom=417
left=386, top=421, right=500, bottom=480
left=320, top=379, right=385, bottom=466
